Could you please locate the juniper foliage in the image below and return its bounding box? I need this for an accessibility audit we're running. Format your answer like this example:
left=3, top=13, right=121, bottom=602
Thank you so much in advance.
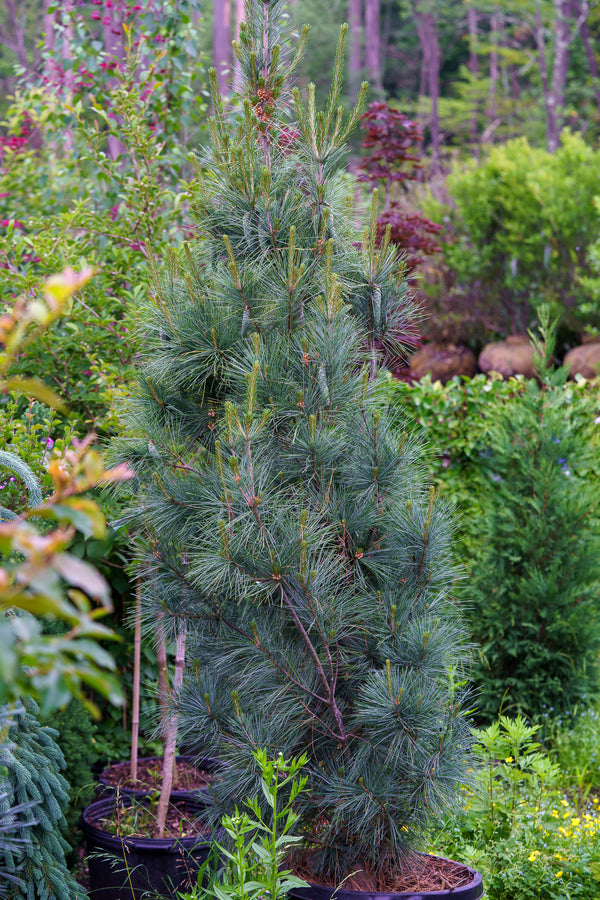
left=114, top=0, right=473, bottom=883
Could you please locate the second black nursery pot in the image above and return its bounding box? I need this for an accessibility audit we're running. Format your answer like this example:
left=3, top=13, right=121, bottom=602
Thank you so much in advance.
left=82, top=796, right=213, bottom=900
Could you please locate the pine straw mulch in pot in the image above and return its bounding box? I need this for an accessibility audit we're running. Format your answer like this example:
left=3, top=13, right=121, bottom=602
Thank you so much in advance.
left=290, top=849, right=475, bottom=893
left=100, top=758, right=212, bottom=793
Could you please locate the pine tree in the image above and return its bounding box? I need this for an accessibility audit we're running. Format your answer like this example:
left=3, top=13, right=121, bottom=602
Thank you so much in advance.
left=115, top=0, right=473, bottom=886
left=468, top=314, right=600, bottom=723
left=0, top=703, right=86, bottom=900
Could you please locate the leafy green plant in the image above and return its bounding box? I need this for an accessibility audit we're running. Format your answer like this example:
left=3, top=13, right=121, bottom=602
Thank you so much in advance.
left=375, top=368, right=600, bottom=560
left=179, top=750, right=309, bottom=900
left=430, top=715, right=600, bottom=900
left=0, top=271, right=128, bottom=716
left=543, top=704, right=600, bottom=813
left=1, top=25, right=205, bottom=436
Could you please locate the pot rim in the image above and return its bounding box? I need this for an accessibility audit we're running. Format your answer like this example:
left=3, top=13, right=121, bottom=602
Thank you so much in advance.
left=81, top=796, right=213, bottom=852
left=287, top=855, right=483, bottom=900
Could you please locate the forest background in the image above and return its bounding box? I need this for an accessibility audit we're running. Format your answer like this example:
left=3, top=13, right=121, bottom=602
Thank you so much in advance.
left=3, top=0, right=600, bottom=159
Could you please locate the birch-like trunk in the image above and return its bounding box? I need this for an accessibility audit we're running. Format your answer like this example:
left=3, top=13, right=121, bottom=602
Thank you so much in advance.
left=154, top=624, right=187, bottom=839
left=483, top=9, right=501, bottom=141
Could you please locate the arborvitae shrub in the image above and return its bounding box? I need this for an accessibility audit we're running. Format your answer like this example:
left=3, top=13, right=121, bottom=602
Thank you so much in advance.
left=115, top=0, right=473, bottom=887
left=468, top=319, right=600, bottom=722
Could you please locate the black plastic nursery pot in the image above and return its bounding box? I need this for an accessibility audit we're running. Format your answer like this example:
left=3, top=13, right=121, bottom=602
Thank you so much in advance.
left=98, top=755, right=220, bottom=801
left=82, top=797, right=213, bottom=900
left=288, top=856, right=484, bottom=900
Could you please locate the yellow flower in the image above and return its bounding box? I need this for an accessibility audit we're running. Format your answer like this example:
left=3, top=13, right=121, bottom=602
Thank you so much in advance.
left=555, top=871, right=563, bottom=879
left=528, top=851, right=540, bottom=862
left=561, top=799, right=569, bottom=807
left=504, top=756, right=514, bottom=764
left=571, top=817, right=581, bottom=827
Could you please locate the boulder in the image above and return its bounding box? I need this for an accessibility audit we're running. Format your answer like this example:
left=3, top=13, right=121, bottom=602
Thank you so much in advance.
left=478, top=335, right=536, bottom=379
left=409, top=342, right=477, bottom=384
left=564, top=342, right=600, bottom=379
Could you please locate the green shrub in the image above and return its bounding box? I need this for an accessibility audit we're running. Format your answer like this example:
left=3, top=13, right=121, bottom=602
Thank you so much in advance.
left=0, top=60, right=190, bottom=436
left=426, top=133, right=600, bottom=335
left=466, top=321, right=600, bottom=722
left=376, top=370, right=600, bottom=561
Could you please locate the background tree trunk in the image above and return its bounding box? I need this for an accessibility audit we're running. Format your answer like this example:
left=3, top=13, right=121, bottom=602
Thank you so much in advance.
left=103, top=0, right=125, bottom=159
left=485, top=10, right=500, bottom=134
left=364, top=0, right=382, bottom=93
left=233, top=0, right=246, bottom=92
left=42, top=0, right=59, bottom=87
left=414, top=2, right=441, bottom=169
left=348, top=0, right=363, bottom=103
left=535, top=0, right=588, bottom=152
left=575, top=0, right=600, bottom=117
left=214, top=0, right=232, bottom=96
left=468, top=5, right=479, bottom=144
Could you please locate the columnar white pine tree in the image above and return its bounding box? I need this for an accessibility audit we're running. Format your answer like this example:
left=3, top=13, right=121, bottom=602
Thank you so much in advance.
left=115, top=0, right=472, bottom=884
